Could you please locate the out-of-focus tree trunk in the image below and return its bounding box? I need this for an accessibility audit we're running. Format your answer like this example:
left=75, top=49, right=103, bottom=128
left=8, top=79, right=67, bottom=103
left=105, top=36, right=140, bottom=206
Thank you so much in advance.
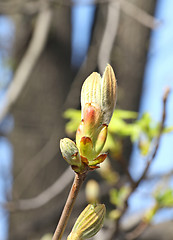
left=8, top=5, right=72, bottom=240
left=112, top=0, right=157, bottom=111
left=110, top=0, right=157, bottom=164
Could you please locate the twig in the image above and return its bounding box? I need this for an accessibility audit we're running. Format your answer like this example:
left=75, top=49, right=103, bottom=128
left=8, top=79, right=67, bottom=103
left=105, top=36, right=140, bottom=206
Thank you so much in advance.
left=0, top=0, right=159, bottom=26
left=135, top=87, right=170, bottom=188
left=52, top=0, right=159, bottom=30
left=52, top=172, right=87, bottom=240
left=2, top=176, right=112, bottom=213
left=146, top=169, right=173, bottom=181
left=0, top=3, right=52, bottom=123
left=120, top=0, right=160, bottom=30
left=125, top=221, right=148, bottom=240
left=112, top=88, right=170, bottom=238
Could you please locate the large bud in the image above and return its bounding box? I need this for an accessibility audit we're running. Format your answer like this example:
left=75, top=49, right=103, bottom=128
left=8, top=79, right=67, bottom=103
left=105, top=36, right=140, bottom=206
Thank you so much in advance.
left=67, top=204, right=106, bottom=240
left=76, top=65, right=117, bottom=166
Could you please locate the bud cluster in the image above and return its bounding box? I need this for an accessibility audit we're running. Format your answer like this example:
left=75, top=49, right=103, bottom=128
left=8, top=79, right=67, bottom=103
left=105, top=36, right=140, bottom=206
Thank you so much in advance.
left=60, top=65, right=117, bottom=172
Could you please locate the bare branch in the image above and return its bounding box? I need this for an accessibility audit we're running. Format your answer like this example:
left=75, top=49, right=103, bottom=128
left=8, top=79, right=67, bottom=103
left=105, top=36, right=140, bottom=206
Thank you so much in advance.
left=2, top=172, right=114, bottom=212
left=98, top=0, right=120, bottom=73
left=112, top=87, right=170, bottom=238
left=52, top=0, right=159, bottom=30
left=3, top=167, right=73, bottom=211
left=126, top=221, right=148, bottom=240
left=135, top=87, right=170, bottom=187
left=120, top=0, right=160, bottom=29
left=0, top=4, right=52, bottom=123
left=146, top=169, right=173, bottom=181
left=52, top=172, right=87, bottom=240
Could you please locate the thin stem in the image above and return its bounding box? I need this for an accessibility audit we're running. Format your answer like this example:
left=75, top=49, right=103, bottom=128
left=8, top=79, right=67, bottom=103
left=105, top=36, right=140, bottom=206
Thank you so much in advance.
left=112, top=88, right=170, bottom=239
left=52, top=172, right=86, bottom=240
left=125, top=221, right=148, bottom=240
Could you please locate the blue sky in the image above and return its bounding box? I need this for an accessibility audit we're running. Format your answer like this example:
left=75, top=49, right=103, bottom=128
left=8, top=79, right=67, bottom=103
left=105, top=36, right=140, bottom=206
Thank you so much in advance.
left=71, top=2, right=95, bottom=67
left=1, top=0, right=173, bottom=239
left=0, top=16, right=14, bottom=240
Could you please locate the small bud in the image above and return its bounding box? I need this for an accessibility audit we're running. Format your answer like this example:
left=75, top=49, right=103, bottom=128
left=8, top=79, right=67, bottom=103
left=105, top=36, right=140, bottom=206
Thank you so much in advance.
left=41, top=234, right=52, bottom=240
left=85, top=180, right=100, bottom=203
left=94, top=124, right=108, bottom=155
left=60, top=138, right=82, bottom=168
left=67, top=204, right=106, bottom=240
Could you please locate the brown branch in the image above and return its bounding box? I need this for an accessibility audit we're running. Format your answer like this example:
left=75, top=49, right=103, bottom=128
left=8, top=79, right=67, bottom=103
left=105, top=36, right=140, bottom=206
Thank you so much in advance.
left=125, top=221, right=148, bottom=240
left=146, top=169, right=173, bottom=181
left=112, top=87, right=170, bottom=238
left=2, top=176, right=113, bottom=213
left=0, top=0, right=159, bottom=30
left=52, top=0, right=159, bottom=30
left=52, top=172, right=87, bottom=240
left=135, top=87, right=170, bottom=188
left=120, top=0, right=160, bottom=29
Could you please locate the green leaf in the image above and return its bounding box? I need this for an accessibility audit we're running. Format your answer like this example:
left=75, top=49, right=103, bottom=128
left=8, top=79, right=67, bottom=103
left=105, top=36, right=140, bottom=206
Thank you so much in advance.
left=113, top=109, right=138, bottom=119
left=109, top=209, right=121, bottom=220
left=110, top=189, right=119, bottom=206
left=110, top=186, right=130, bottom=209
left=109, top=118, right=127, bottom=133
left=63, top=109, right=81, bottom=134
left=143, top=205, right=158, bottom=223
left=138, top=140, right=150, bottom=156
left=163, top=126, right=173, bottom=133
left=155, top=189, right=173, bottom=207
left=63, top=109, right=81, bottom=119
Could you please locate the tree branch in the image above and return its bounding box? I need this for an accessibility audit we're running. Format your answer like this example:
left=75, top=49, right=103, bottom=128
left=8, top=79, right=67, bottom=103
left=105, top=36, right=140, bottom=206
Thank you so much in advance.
left=113, top=87, right=170, bottom=238
left=52, top=172, right=87, bottom=240
left=135, top=87, right=170, bottom=188
left=120, top=0, right=160, bottom=30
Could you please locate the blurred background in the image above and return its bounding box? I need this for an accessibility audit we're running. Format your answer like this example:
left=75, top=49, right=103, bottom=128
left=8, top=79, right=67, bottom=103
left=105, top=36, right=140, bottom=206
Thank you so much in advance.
left=0, top=0, right=173, bottom=239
